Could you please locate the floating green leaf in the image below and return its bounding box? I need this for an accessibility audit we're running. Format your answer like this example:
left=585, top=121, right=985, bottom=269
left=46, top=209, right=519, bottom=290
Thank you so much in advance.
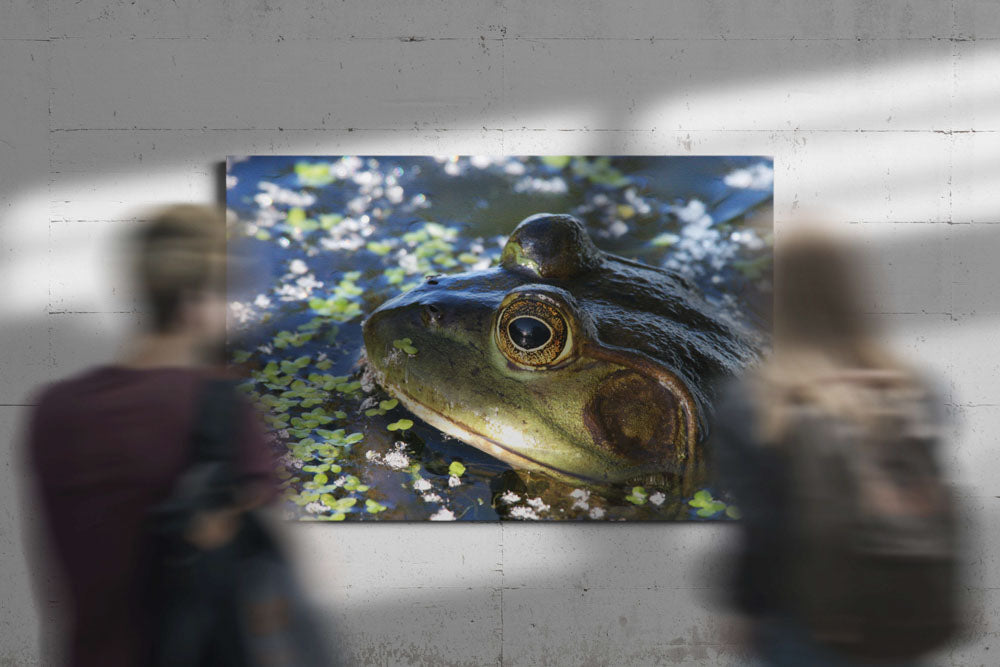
left=384, top=267, right=406, bottom=285
left=286, top=207, right=307, bottom=225
left=448, top=461, right=466, bottom=478
left=341, top=475, right=369, bottom=492
left=541, top=155, right=571, bottom=169
left=294, top=162, right=337, bottom=187
left=571, top=156, right=630, bottom=187
left=318, top=214, right=343, bottom=230
left=387, top=419, right=414, bottom=432
left=231, top=349, right=252, bottom=364
left=367, top=241, right=393, bottom=255
left=625, top=486, right=648, bottom=505
left=651, top=232, right=680, bottom=247
left=365, top=499, right=387, bottom=514
left=392, top=338, right=418, bottom=355
left=321, top=494, right=357, bottom=512
left=689, top=489, right=728, bottom=518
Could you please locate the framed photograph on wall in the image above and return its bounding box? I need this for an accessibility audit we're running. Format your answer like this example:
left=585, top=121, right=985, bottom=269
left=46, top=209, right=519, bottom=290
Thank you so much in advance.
left=226, top=156, right=772, bottom=521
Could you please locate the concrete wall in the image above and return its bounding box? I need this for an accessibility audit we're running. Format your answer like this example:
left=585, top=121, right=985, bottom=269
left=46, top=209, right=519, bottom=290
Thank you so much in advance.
left=2, top=2, right=998, bottom=664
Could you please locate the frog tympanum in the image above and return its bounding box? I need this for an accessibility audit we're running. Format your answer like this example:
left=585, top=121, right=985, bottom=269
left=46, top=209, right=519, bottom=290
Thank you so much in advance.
left=363, top=213, right=758, bottom=493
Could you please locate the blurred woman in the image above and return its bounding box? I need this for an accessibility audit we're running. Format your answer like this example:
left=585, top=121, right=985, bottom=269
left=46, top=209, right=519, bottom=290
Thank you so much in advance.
left=712, top=225, right=961, bottom=666
left=26, top=205, right=278, bottom=666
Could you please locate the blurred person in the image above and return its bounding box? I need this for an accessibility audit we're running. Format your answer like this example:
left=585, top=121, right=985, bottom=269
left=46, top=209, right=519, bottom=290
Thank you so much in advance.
left=710, top=226, right=962, bottom=666
left=25, top=205, right=326, bottom=666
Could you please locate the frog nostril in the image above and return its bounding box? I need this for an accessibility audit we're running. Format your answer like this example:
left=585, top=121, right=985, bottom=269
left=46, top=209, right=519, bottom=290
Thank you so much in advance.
left=422, top=303, right=443, bottom=325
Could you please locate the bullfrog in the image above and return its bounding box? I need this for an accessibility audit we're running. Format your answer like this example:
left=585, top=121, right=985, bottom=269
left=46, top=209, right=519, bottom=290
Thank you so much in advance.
left=362, top=213, right=758, bottom=494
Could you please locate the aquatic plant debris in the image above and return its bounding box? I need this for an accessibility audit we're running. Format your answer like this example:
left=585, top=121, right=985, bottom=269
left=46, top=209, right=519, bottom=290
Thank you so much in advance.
left=387, top=419, right=414, bottom=432
left=625, top=486, right=649, bottom=505
left=688, top=489, right=740, bottom=519
left=392, top=338, right=418, bottom=355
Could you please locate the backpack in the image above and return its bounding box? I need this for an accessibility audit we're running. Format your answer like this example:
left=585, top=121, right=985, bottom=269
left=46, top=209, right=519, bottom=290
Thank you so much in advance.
left=144, top=379, right=335, bottom=667
left=779, top=373, right=960, bottom=660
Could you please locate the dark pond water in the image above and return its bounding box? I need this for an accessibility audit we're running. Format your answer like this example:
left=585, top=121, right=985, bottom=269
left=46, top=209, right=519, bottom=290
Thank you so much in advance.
left=226, top=155, right=772, bottom=521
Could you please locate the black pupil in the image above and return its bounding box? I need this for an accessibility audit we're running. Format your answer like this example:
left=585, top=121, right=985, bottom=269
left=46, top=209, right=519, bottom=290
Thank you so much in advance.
left=508, top=317, right=550, bottom=350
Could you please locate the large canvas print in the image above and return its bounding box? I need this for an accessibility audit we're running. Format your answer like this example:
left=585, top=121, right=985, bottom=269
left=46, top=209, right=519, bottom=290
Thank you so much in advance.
left=226, top=156, right=772, bottom=521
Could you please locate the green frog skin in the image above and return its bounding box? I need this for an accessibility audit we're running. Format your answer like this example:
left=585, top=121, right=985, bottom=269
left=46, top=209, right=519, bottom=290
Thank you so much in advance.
left=362, top=213, right=758, bottom=493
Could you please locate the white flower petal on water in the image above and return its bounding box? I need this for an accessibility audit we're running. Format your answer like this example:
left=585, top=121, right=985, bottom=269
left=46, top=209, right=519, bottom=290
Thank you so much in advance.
left=503, top=161, right=526, bottom=176
left=509, top=506, right=541, bottom=520
left=589, top=507, right=606, bottom=520
left=257, top=180, right=316, bottom=208
left=429, top=507, right=456, bottom=521
left=386, top=185, right=404, bottom=204
left=499, top=490, right=521, bottom=505
left=673, top=199, right=708, bottom=224
left=513, top=176, right=568, bottom=194
left=649, top=492, right=666, bottom=506
left=526, top=497, right=551, bottom=513
left=228, top=301, right=255, bottom=325
left=377, top=443, right=410, bottom=471
left=724, top=163, right=774, bottom=190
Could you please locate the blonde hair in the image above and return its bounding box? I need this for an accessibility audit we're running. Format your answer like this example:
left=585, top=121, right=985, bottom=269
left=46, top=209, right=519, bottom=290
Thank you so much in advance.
left=133, top=204, right=226, bottom=332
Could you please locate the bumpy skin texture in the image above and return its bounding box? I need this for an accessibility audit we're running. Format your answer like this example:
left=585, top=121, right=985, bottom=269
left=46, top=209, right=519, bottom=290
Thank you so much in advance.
left=362, top=213, right=758, bottom=492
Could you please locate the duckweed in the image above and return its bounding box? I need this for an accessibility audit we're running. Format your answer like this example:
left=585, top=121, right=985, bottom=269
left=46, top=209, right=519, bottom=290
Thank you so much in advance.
left=294, top=162, right=337, bottom=187
left=625, top=486, right=649, bottom=505
left=392, top=338, right=418, bottom=355
left=367, top=241, right=393, bottom=255
left=688, top=489, right=736, bottom=519
left=387, top=419, right=414, bottom=432
left=365, top=499, right=387, bottom=514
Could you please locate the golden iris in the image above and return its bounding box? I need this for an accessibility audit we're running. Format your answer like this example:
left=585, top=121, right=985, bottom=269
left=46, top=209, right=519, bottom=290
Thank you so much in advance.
left=495, top=299, right=570, bottom=367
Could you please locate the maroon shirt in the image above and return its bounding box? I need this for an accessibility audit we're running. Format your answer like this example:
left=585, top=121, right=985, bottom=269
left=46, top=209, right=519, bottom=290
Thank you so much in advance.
left=27, top=366, right=277, bottom=667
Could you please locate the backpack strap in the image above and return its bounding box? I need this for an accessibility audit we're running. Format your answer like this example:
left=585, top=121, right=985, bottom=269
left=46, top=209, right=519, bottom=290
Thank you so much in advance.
left=190, top=377, right=241, bottom=464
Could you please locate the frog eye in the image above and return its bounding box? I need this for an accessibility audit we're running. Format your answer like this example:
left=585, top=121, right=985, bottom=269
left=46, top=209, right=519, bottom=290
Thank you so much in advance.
left=495, top=298, right=573, bottom=368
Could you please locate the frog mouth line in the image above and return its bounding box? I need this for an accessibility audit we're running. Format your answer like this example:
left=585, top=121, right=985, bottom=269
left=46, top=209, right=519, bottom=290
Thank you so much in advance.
left=382, top=381, right=606, bottom=485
